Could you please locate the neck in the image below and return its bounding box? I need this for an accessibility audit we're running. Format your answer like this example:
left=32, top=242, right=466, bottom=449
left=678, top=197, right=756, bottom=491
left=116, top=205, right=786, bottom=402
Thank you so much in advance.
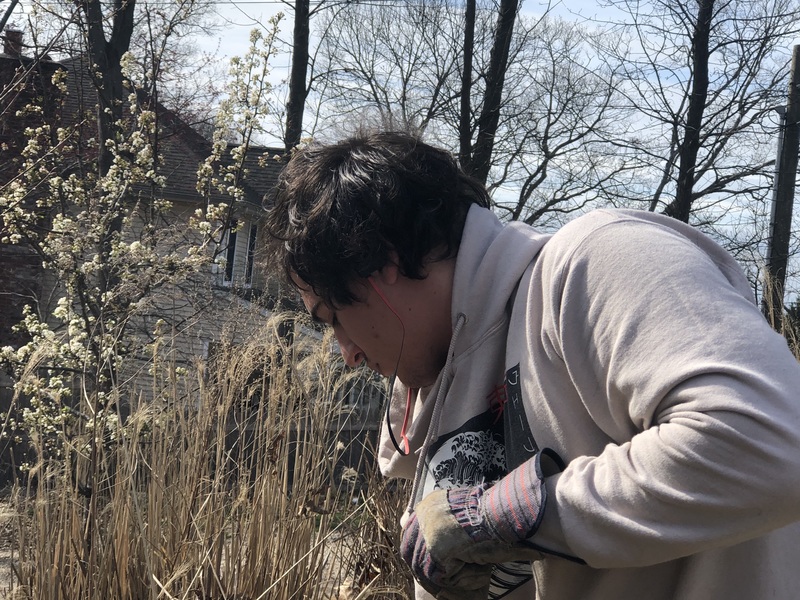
left=407, top=257, right=456, bottom=364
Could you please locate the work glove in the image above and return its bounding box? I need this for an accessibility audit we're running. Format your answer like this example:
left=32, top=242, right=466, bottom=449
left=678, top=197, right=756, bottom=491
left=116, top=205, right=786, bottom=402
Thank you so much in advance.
left=401, top=450, right=559, bottom=598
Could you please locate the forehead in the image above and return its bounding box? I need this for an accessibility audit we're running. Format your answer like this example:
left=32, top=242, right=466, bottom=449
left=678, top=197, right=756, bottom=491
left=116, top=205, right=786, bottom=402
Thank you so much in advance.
left=290, top=272, right=315, bottom=301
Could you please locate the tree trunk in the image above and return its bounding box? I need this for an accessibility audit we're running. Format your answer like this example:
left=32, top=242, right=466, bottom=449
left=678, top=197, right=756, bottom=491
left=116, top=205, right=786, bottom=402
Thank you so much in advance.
left=285, top=0, right=310, bottom=153
left=80, top=0, right=135, bottom=176
left=468, top=0, right=519, bottom=184
left=663, top=0, right=713, bottom=223
left=458, top=0, right=476, bottom=170
left=79, top=0, right=136, bottom=393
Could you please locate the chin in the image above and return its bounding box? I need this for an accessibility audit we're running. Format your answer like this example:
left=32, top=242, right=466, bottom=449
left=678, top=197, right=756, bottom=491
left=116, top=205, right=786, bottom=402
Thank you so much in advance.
left=396, top=357, right=445, bottom=389
left=398, top=372, right=437, bottom=390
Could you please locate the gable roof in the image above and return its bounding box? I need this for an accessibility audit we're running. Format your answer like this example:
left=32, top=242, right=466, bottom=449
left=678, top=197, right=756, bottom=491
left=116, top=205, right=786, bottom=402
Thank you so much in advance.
left=54, top=54, right=285, bottom=209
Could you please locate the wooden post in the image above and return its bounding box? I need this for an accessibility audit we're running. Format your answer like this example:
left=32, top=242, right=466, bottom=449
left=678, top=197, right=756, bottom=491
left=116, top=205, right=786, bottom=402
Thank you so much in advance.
left=764, top=44, right=800, bottom=331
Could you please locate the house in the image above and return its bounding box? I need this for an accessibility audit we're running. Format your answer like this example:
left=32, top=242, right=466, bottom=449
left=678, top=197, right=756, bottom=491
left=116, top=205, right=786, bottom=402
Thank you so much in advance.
left=0, top=29, right=382, bottom=481
left=0, top=28, right=62, bottom=353
left=0, top=30, right=288, bottom=474
left=0, top=35, right=285, bottom=378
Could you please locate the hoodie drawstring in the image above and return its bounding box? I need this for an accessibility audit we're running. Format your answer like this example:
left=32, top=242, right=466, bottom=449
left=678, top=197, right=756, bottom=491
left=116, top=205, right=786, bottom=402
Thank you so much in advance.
left=407, top=312, right=467, bottom=513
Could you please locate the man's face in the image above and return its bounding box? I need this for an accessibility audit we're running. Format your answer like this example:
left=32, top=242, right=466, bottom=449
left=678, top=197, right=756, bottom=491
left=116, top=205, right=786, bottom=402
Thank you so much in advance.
left=295, top=274, right=451, bottom=388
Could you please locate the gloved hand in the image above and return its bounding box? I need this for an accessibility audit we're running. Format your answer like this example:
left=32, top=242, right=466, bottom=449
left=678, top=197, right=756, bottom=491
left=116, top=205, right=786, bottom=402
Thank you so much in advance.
left=401, top=450, right=558, bottom=598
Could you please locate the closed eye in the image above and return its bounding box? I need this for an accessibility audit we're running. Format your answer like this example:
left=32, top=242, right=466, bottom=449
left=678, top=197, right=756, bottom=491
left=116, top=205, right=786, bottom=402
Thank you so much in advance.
left=310, top=300, right=337, bottom=328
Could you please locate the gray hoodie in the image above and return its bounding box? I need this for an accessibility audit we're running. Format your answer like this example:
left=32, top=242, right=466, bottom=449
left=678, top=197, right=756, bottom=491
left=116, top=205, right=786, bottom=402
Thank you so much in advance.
left=379, top=206, right=800, bottom=599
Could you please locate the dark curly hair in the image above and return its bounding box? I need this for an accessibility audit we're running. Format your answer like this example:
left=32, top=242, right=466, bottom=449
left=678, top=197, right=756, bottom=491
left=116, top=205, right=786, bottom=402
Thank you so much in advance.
left=264, top=131, right=490, bottom=307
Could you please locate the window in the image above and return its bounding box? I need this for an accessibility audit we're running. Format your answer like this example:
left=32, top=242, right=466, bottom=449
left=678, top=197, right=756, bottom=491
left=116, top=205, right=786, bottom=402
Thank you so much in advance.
left=217, top=218, right=258, bottom=288
left=223, top=219, right=238, bottom=286
left=245, top=222, right=257, bottom=286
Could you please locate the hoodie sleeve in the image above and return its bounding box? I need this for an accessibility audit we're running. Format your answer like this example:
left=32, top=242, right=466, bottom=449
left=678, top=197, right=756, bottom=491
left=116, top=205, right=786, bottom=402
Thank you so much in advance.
left=532, top=211, right=800, bottom=568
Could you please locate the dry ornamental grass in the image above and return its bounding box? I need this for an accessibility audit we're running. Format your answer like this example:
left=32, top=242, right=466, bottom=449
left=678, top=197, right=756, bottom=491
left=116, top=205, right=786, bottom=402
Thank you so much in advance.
left=0, top=312, right=414, bottom=599
left=3, top=284, right=797, bottom=600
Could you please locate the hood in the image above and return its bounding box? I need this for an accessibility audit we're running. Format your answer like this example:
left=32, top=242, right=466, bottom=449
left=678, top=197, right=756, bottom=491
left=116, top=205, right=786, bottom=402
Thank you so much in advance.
left=451, top=205, right=551, bottom=356
left=378, top=205, right=551, bottom=482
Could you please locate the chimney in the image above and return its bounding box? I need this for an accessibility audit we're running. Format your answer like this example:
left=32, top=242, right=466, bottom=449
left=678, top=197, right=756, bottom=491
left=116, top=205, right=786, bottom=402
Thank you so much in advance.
left=3, top=28, right=23, bottom=57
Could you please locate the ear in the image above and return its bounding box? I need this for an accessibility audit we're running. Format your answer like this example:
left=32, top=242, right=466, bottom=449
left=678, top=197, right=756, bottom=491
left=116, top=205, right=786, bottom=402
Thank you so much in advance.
left=374, top=251, right=400, bottom=286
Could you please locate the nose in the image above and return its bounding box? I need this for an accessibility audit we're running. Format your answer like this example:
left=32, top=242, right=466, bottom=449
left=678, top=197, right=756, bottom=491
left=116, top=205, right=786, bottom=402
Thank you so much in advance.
left=336, top=332, right=365, bottom=367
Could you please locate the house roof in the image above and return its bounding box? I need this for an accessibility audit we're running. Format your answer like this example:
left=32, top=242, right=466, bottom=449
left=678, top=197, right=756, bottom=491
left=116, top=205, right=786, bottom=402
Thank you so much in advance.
left=54, top=54, right=285, bottom=209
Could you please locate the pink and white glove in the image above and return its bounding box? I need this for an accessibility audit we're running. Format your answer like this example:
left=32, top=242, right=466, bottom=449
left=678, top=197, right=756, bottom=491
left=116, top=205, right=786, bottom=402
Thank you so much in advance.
left=400, top=450, right=560, bottom=598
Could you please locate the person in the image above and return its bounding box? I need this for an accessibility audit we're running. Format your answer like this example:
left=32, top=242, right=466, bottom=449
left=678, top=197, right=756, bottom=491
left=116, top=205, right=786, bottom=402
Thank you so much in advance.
left=264, top=130, right=800, bottom=600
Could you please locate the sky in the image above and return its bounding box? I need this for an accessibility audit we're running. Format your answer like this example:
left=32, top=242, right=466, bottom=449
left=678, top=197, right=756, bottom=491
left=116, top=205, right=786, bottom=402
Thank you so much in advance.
left=206, top=0, right=289, bottom=70
left=201, top=0, right=800, bottom=73
left=199, top=0, right=611, bottom=73
left=193, top=0, right=617, bottom=145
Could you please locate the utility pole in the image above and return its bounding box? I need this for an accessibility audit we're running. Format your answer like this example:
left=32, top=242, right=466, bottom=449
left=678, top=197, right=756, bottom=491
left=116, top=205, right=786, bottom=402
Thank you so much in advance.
left=764, top=44, right=800, bottom=332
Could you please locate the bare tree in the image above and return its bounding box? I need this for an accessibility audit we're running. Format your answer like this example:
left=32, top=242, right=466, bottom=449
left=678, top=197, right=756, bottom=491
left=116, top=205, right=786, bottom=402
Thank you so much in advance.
left=77, top=0, right=136, bottom=176
left=18, top=0, right=222, bottom=136
left=313, top=0, right=564, bottom=188
left=581, top=0, right=800, bottom=301
left=458, top=0, right=477, bottom=166
left=488, top=17, right=638, bottom=228
left=461, top=0, right=520, bottom=184
left=666, top=0, right=714, bottom=222
left=313, top=6, right=633, bottom=227
left=592, top=0, right=800, bottom=222
left=281, top=0, right=366, bottom=151
left=131, top=0, right=224, bottom=136
left=312, top=0, right=461, bottom=136
left=285, top=0, right=310, bottom=151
